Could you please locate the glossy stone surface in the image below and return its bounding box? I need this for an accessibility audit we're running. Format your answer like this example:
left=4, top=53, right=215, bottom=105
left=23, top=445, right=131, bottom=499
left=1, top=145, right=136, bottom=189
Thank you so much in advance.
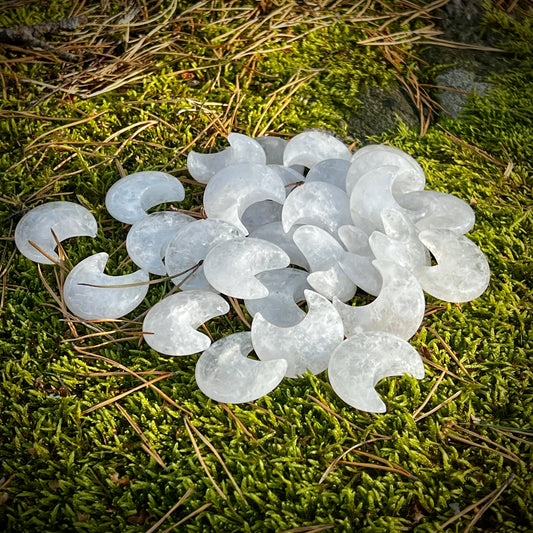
left=195, top=332, right=287, bottom=403
left=305, top=158, right=351, bottom=190
left=15, top=201, right=97, bottom=264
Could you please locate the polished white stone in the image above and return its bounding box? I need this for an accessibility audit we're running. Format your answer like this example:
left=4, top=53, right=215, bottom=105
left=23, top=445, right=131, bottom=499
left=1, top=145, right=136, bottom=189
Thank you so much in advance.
left=270, top=164, right=305, bottom=195
left=338, top=252, right=381, bottom=296
left=334, top=259, right=425, bottom=340
left=143, top=290, right=229, bottom=356
left=195, top=332, right=287, bottom=403
left=282, top=181, right=352, bottom=235
left=415, top=229, right=490, bottom=302
left=346, top=144, right=425, bottom=195
left=328, top=331, right=425, bottom=413
left=283, top=130, right=351, bottom=168
left=105, top=171, right=185, bottom=224
left=126, top=211, right=194, bottom=275
left=187, top=132, right=266, bottom=184
left=244, top=268, right=309, bottom=327
left=255, top=136, right=287, bottom=165
left=165, top=219, right=242, bottom=290
left=203, top=237, right=290, bottom=299
left=15, top=201, right=97, bottom=264
left=203, top=162, right=286, bottom=235
left=338, top=224, right=372, bottom=256
left=306, top=158, right=351, bottom=190
left=241, top=200, right=283, bottom=233
left=63, top=252, right=149, bottom=320
left=252, top=289, right=344, bottom=378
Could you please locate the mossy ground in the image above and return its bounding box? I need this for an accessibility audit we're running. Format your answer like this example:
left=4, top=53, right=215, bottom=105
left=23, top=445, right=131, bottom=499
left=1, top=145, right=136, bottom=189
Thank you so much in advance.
left=0, top=1, right=531, bottom=532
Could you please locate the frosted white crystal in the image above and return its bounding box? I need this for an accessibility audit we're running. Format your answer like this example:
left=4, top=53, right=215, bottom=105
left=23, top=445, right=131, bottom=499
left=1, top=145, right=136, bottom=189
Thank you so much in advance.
left=396, top=190, right=475, bottom=234
left=143, top=290, right=229, bottom=356
left=244, top=268, right=309, bottom=327
left=282, top=181, right=352, bottom=236
left=346, top=144, right=425, bottom=195
left=187, top=132, right=266, bottom=184
left=241, top=200, right=283, bottom=233
left=165, top=219, right=242, bottom=290
left=334, top=259, right=425, bottom=340
left=126, top=211, right=194, bottom=275
left=203, top=163, right=286, bottom=235
left=338, top=252, right=381, bottom=296
left=63, top=252, right=149, bottom=320
left=252, top=290, right=344, bottom=378
left=105, top=171, right=185, bottom=224
left=415, top=229, right=490, bottom=302
left=305, top=158, right=351, bottom=190
left=293, top=225, right=356, bottom=302
left=15, top=201, right=97, bottom=264
left=328, top=331, right=425, bottom=413
left=203, top=237, right=290, bottom=299
left=338, top=225, right=372, bottom=256
left=270, top=165, right=305, bottom=194
left=255, top=136, right=288, bottom=165
left=195, top=332, right=287, bottom=403
left=283, top=130, right=352, bottom=168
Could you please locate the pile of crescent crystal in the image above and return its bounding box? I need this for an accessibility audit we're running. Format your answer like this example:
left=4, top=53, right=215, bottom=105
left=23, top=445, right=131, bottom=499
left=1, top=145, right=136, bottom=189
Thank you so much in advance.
left=14, top=130, right=491, bottom=413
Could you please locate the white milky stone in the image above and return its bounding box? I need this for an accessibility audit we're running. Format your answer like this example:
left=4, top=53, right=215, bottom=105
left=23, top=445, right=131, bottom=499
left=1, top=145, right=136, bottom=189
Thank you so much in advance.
left=195, top=332, right=287, bottom=403
left=126, top=211, right=194, bottom=275
left=283, top=130, right=352, bottom=168
left=293, top=225, right=356, bottom=302
left=244, top=268, right=309, bottom=327
left=282, top=181, right=352, bottom=235
left=349, top=165, right=412, bottom=231
left=305, top=158, right=351, bottom=190
left=63, top=252, right=149, bottom=320
left=415, top=229, right=490, bottom=302
left=338, top=224, right=372, bottom=256
left=143, top=290, right=229, bottom=356
left=252, top=289, right=344, bottom=378
left=334, top=259, right=425, bottom=340
left=15, top=201, right=97, bottom=264
left=105, top=171, right=185, bottom=224
left=396, top=190, right=476, bottom=234
left=203, top=163, right=286, bottom=235
left=187, top=132, right=266, bottom=184
left=250, top=221, right=308, bottom=269
left=369, top=208, right=430, bottom=273
left=165, top=219, right=242, bottom=290
left=241, top=200, right=283, bottom=233
left=338, top=253, right=381, bottom=296
left=328, top=331, right=425, bottom=413
left=270, top=165, right=305, bottom=195
left=346, top=144, right=425, bottom=195
left=203, top=237, right=290, bottom=299
left=255, top=136, right=288, bottom=165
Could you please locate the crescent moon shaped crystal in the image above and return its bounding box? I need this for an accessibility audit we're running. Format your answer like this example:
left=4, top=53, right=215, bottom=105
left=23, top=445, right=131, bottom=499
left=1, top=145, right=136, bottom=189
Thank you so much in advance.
left=195, top=332, right=287, bottom=404
left=105, top=171, right=185, bottom=224
left=63, top=252, right=149, bottom=320
left=328, top=331, right=425, bottom=413
left=143, top=290, right=230, bottom=356
left=15, top=201, right=98, bottom=264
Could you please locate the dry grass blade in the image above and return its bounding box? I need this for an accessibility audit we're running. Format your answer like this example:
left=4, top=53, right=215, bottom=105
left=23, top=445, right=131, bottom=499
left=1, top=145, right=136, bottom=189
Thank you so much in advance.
left=414, top=390, right=462, bottom=422
left=426, top=326, right=472, bottom=377
left=412, top=370, right=446, bottom=419
left=220, top=403, right=258, bottom=444
left=160, top=502, right=212, bottom=533
left=29, top=241, right=67, bottom=271
left=279, top=525, right=334, bottom=533
left=115, top=403, right=166, bottom=469
left=228, top=296, right=251, bottom=329
left=79, top=370, right=171, bottom=377
left=185, top=416, right=248, bottom=504
left=306, top=394, right=368, bottom=434
left=145, top=487, right=194, bottom=533
left=337, top=460, right=414, bottom=478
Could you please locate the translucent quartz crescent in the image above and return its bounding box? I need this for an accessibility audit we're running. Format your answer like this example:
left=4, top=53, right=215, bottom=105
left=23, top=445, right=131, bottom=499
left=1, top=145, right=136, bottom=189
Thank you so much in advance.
left=252, top=290, right=344, bottom=378
left=187, top=132, right=266, bottom=184
left=195, top=332, right=287, bottom=403
left=203, top=237, right=290, bottom=299
left=283, top=130, right=352, bottom=168
left=328, top=331, right=425, bottom=413
left=334, top=259, right=425, bottom=340
left=270, top=165, right=305, bottom=195
left=165, top=219, right=242, bottom=290
left=255, top=136, right=288, bottom=165
left=338, top=225, right=372, bottom=256
left=415, top=229, right=490, bottom=302
left=250, top=221, right=309, bottom=269
left=282, top=181, right=352, bottom=236
left=142, top=290, right=229, bottom=356
left=126, top=211, right=194, bottom=275
left=346, top=144, right=425, bottom=195
left=338, top=252, right=381, bottom=296
left=63, top=252, right=149, bottom=320
left=305, top=158, right=351, bottom=190
left=244, top=268, right=309, bottom=327
left=396, top=190, right=476, bottom=234
left=15, top=201, right=97, bottom=264
left=293, top=225, right=356, bottom=302
left=241, top=200, right=283, bottom=234
left=105, top=171, right=185, bottom=224
left=203, top=162, right=286, bottom=235
left=369, top=208, right=430, bottom=274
